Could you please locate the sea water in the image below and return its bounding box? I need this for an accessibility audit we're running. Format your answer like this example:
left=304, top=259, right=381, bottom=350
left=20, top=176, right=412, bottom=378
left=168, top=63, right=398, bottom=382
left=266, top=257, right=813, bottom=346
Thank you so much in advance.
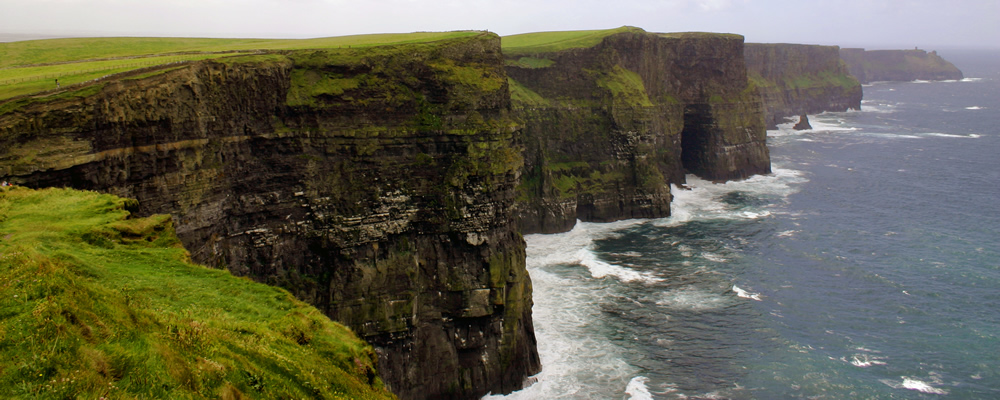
left=486, top=50, right=1000, bottom=399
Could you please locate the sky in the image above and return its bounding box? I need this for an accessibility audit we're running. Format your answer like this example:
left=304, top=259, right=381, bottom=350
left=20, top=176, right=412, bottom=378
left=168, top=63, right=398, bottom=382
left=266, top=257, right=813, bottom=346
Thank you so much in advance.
left=1, top=0, right=997, bottom=49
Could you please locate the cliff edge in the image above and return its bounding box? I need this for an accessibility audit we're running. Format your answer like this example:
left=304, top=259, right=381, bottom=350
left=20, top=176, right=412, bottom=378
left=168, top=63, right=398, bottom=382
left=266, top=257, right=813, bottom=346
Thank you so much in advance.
left=0, top=33, right=538, bottom=400
left=505, top=28, right=770, bottom=234
left=839, top=48, right=963, bottom=83
left=745, top=43, right=862, bottom=128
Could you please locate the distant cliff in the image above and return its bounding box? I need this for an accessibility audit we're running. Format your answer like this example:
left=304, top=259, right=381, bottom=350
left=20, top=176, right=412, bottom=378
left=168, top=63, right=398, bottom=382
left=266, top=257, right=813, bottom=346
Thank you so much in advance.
left=0, top=33, right=538, bottom=400
left=839, top=48, right=963, bottom=83
left=745, top=43, right=862, bottom=128
left=505, top=28, right=770, bottom=233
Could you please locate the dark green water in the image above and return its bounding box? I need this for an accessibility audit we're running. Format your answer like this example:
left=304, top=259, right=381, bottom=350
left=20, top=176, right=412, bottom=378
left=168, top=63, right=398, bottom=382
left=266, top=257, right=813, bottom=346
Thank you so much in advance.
left=489, top=50, right=1000, bottom=399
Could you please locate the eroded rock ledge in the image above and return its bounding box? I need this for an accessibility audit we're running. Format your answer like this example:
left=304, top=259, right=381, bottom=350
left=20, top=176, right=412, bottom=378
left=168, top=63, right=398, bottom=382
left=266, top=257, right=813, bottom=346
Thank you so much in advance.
left=745, top=43, right=863, bottom=128
left=839, top=48, right=964, bottom=83
left=506, top=30, right=771, bottom=234
left=0, top=33, right=538, bottom=400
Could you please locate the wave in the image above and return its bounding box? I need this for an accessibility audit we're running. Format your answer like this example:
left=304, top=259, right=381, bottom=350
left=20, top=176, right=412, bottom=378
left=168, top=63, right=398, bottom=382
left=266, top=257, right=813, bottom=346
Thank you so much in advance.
left=925, top=132, right=981, bottom=139
left=841, top=353, right=888, bottom=368
left=732, top=284, right=762, bottom=301
left=965, top=106, right=983, bottom=110
left=961, top=77, right=982, bottom=82
left=579, top=248, right=661, bottom=283
left=657, top=286, right=731, bottom=310
left=652, top=168, right=806, bottom=228
left=488, top=249, right=640, bottom=399
left=880, top=376, right=949, bottom=395
left=624, top=376, right=654, bottom=400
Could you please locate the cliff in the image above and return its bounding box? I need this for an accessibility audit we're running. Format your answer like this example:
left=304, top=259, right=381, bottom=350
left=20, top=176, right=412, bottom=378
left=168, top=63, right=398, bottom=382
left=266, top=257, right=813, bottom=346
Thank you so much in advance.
left=839, top=48, right=964, bottom=83
left=744, top=43, right=862, bottom=128
left=0, top=33, right=538, bottom=400
left=504, top=28, right=770, bottom=233
left=0, top=187, right=395, bottom=400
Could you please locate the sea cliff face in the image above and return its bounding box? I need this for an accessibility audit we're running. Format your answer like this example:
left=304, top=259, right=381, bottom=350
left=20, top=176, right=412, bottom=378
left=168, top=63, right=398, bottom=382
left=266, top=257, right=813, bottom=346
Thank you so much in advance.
left=839, top=48, right=964, bottom=83
left=506, top=30, right=770, bottom=234
left=0, top=33, right=538, bottom=400
left=744, top=43, right=862, bottom=128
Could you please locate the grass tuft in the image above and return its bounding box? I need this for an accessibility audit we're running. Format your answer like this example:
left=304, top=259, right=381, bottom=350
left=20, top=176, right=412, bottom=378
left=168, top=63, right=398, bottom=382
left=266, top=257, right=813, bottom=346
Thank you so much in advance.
left=0, top=186, right=395, bottom=400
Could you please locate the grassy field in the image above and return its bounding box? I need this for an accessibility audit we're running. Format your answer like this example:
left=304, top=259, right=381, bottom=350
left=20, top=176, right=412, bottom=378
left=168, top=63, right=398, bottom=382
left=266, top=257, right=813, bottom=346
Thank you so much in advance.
left=0, top=186, right=396, bottom=399
left=0, top=31, right=481, bottom=101
left=501, top=26, right=644, bottom=55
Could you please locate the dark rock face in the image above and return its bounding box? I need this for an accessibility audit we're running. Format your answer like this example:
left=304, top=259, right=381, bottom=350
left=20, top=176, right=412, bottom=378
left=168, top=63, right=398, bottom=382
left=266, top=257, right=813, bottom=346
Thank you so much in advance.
left=793, top=114, right=812, bottom=130
left=508, top=32, right=770, bottom=233
left=744, top=43, right=863, bottom=128
left=0, top=33, right=539, bottom=400
left=839, top=48, right=964, bottom=83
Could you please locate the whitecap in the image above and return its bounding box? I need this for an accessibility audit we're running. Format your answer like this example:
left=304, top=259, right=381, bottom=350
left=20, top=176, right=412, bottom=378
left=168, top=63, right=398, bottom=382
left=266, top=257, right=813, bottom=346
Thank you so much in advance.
left=578, top=248, right=661, bottom=283
left=902, top=378, right=949, bottom=394
left=965, top=106, right=983, bottom=110
left=912, top=79, right=931, bottom=83
left=961, top=77, right=982, bottom=82
left=925, top=132, right=980, bottom=139
left=880, top=376, right=949, bottom=395
left=776, top=230, right=798, bottom=237
left=701, top=252, right=728, bottom=263
left=624, top=376, right=654, bottom=400
left=732, top=284, right=762, bottom=301
left=843, top=353, right=887, bottom=368
left=653, top=168, right=806, bottom=228
left=658, top=286, right=730, bottom=310
left=862, top=132, right=922, bottom=139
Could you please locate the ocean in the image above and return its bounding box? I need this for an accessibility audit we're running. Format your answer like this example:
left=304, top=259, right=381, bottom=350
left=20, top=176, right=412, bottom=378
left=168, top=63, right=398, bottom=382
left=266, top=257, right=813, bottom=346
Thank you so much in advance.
left=487, top=50, right=1000, bottom=399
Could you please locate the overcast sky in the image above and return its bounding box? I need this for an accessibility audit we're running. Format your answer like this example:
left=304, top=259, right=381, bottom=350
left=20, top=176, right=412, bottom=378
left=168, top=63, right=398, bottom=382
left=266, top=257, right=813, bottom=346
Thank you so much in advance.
left=2, top=0, right=997, bottom=49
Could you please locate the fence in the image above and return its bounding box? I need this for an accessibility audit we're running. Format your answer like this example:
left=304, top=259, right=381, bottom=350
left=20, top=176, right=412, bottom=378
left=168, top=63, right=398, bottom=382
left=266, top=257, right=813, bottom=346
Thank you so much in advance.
left=0, top=58, right=190, bottom=86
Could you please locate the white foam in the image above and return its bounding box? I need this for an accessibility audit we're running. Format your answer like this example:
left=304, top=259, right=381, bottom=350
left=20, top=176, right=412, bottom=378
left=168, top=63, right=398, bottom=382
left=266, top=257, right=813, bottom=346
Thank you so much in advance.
left=925, top=132, right=980, bottom=139
left=657, top=286, right=731, bottom=310
left=732, top=285, right=762, bottom=301
left=842, top=353, right=887, bottom=368
left=965, top=106, right=983, bottom=110
left=912, top=79, right=931, bottom=83
left=902, top=378, right=949, bottom=395
left=624, top=376, right=654, bottom=400
left=961, top=77, right=982, bottom=82
left=806, top=115, right=860, bottom=132
left=579, top=248, right=661, bottom=283
left=486, top=258, right=640, bottom=399
left=880, top=375, right=950, bottom=395
left=526, top=219, right=642, bottom=269
left=776, top=230, right=799, bottom=237
left=701, top=252, right=728, bottom=263
left=861, top=132, right=923, bottom=139
left=652, top=168, right=806, bottom=228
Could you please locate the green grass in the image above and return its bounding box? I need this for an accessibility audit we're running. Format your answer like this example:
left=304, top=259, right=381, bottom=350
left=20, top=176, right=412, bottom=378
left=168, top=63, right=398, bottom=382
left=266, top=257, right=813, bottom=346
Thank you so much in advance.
left=594, top=65, right=654, bottom=107
left=0, top=187, right=396, bottom=400
left=501, top=26, right=644, bottom=55
left=0, top=31, right=482, bottom=101
left=507, top=78, right=550, bottom=107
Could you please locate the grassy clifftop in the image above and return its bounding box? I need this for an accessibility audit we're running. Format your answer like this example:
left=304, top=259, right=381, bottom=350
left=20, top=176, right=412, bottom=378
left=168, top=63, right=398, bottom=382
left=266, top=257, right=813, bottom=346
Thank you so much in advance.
left=501, top=26, right=644, bottom=55
left=0, top=187, right=395, bottom=400
left=0, top=31, right=482, bottom=101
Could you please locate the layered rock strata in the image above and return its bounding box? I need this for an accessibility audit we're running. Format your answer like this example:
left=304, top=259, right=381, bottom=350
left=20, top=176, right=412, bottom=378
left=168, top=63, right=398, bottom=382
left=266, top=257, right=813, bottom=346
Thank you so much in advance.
left=744, top=43, right=862, bottom=128
left=0, top=33, right=539, bottom=400
left=839, top=48, right=963, bottom=83
left=506, top=30, right=770, bottom=233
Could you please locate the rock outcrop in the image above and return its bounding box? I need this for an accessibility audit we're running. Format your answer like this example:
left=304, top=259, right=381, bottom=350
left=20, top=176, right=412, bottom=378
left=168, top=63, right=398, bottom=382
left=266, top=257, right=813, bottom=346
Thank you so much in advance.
left=744, top=43, right=862, bottom=128
left=506, top=29, right=770, bottom=233
left=0, top=33, right=539, bottom=400
left=839, top=48, right=964, bottom=83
